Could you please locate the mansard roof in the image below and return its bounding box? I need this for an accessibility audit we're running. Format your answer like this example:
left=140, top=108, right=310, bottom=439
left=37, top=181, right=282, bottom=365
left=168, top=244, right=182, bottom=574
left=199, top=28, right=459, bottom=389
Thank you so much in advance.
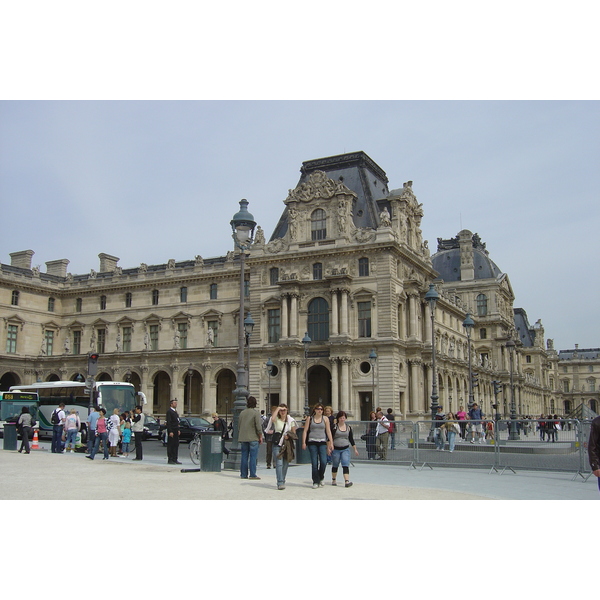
left=270, top=151, right=390, bottom=240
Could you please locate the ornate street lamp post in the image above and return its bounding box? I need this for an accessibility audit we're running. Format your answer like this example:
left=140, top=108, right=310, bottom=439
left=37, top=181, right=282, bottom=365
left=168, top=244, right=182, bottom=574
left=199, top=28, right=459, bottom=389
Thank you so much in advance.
left=187, top=365, right=193, bottom=415
left=266, top=357, right=274, bottom=415
left=425, top=284, right=440, bottom=440
left=224, top=199, right=256, bottom=470
left=244, top=313, right=255, bottom=392
left=506, top=338, right=520, bottom=440
left=369, top=348, right=377, bottom=408
left=302, top=332, right=312, bottom=417
left=463, top=312, right=475, bottom=410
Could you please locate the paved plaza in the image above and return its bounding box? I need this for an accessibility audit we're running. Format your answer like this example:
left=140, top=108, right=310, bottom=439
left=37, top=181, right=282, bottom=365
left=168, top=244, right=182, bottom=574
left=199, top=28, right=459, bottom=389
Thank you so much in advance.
left=1, top=440, right=598, bottom=500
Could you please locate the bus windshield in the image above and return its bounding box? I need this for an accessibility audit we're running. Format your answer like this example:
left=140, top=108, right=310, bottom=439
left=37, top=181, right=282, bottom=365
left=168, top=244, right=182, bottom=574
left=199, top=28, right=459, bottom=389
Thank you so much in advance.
left=0, top=392, right=39, bottom=423
left=98, top=384, right=137, bottom=414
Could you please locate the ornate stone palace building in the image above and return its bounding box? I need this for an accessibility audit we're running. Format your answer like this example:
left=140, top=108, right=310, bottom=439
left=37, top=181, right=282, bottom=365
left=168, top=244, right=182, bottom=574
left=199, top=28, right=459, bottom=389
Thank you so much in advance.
left=0, top=152, right=594, bottom=420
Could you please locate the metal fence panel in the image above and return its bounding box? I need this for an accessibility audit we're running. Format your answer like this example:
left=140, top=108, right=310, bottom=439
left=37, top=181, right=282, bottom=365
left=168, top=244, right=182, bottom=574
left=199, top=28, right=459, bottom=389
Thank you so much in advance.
left=496, top=419, right=582, bottom=474
left=347, top=421, right=415, bottom=465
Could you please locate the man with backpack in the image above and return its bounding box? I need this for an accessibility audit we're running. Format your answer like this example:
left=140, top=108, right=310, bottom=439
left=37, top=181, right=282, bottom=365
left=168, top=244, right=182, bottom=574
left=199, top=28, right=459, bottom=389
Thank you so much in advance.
left=51, top=402, right=66, bottom=453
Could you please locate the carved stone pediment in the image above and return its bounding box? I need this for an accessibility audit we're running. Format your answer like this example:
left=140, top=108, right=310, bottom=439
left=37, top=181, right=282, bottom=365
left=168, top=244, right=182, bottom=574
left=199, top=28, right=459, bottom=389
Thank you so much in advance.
left=285, top=170, right=357, bottom=204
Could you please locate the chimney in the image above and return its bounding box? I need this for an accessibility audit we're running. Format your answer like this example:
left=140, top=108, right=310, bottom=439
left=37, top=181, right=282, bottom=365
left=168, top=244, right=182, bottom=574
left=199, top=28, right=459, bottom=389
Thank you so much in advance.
left=458, top=230, right=474, bottom=281
left=46, top=259, right=70, bottom=278
left=10, top=250, right=35, bottom=270
left=98, top=253, right=120, bottom=273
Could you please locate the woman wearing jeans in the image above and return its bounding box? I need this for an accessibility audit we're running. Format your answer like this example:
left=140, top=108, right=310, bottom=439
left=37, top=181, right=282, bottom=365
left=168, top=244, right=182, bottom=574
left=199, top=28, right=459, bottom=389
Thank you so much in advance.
left=330, top=411, right=359, bottom=487
left=264, top=404, right=297, bottom=490
left=302, top=403, right=333, bottom=488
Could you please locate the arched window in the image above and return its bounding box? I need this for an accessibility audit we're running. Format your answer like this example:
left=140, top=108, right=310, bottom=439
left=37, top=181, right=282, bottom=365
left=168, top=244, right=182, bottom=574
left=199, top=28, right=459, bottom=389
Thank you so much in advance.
left=311, top=209, right=327, bottom=241
left=307, top=297, right=329, bottom=342
left=476, top=294, right=487, bottom=317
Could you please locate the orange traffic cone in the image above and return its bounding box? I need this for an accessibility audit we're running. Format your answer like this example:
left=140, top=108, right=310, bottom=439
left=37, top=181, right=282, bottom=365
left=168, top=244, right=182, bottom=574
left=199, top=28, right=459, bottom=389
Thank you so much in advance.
left=31, top=430, right=40, bottom=450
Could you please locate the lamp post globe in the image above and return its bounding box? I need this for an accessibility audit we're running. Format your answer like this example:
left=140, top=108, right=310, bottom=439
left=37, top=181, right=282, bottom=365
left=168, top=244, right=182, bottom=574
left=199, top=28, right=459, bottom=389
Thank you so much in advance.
left=225, top=199, right=257, bottom=470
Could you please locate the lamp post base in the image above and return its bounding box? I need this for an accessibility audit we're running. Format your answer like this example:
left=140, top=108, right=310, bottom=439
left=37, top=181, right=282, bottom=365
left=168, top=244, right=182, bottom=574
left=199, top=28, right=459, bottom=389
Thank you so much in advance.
left=223, top=448, right=242, bottom=471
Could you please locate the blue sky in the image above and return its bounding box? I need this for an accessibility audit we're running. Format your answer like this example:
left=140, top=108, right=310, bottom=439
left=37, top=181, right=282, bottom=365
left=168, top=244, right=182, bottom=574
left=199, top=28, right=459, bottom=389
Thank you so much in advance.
left=1, top=100, right=598, bottom=351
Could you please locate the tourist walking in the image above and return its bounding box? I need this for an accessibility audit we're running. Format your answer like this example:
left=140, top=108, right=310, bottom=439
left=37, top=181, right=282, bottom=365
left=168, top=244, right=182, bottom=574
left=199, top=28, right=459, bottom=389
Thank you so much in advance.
left=108, top=408, right=121, bottom=457
left=302, top=402, right=334, bottom=488
left=264, top=404, right=297, bottom=490
left=64, top=409, right=81, bottom=453
left=87, top=408, right=109, bottom=460
left=330, top=411, right=359, bottom=487
left=166, top=399, right=181, bottom=464
left=375, top=410, right=391, bottom=459
left=440, top=412, right=460, bottom=452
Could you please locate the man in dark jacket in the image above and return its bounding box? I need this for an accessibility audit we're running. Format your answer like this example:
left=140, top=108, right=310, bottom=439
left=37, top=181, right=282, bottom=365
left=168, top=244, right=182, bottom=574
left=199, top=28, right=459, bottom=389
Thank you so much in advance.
left=588, top=415, right=600, bottom=493
left=166, top=399, right=181, bottom=464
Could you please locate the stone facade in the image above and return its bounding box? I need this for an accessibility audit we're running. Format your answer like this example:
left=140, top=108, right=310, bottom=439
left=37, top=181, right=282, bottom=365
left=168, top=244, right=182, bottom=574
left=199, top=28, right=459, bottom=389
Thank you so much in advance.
left=0, top=152, right=587, bottom=420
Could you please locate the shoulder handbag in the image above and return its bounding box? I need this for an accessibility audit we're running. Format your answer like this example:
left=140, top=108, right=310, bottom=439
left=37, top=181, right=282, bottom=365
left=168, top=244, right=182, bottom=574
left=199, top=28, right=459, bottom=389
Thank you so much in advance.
left=271, top=420, right=287, bottom=446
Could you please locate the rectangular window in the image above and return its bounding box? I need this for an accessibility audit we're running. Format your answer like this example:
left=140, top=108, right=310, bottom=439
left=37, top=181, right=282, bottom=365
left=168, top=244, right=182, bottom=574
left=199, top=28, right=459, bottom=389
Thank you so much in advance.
left=45, top=330, right=54, bottom=356
left=73, top=330, right=81, bottom=355
left=313, top=263, right=322, bottom=280
left=125, top=292, right=132, bottom=308
left=210, top=284, right=217, bottom=300
left=152, top=290, right=159, bottom=305
left=207, top=320, right=218, bottom=347
left=270, top=268, right=279, bottom=286
left=6, top=324, right=18, bottom=353
left=180, top=287, right=188, bottom=303
left=150, top=325, right=159, bottom=351
left=11, top=291, right=19, bottom=306
left=358, top=301, right=372, bottom=338
left=100, top=295, right=107, bottom=310
left=244, top=279, right=250, bottom=298
left=563, top=380, right=570, bottom=393
left=76, top=298, right=82, bottom=312
left=97, top=329, right=106, bottom=353
left=48, top=297, right=55, bottom=312
left=122, top=327, right=132, bottom=352
left=178, top=322, right=188, bottom=349
left=358, top=258, right=369, bottom=277
left=526, top=355, right=532, bottom=363
left=479, top=328, right=487, bottom=340
left=268, top=308, right=281, bottom=343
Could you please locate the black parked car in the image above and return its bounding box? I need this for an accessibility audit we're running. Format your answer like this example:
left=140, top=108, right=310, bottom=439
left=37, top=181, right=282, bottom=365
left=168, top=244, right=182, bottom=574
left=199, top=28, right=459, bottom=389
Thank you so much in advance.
left=142, top=415, right=160, bottom=440
left=159, top=416, right=212, bottom=445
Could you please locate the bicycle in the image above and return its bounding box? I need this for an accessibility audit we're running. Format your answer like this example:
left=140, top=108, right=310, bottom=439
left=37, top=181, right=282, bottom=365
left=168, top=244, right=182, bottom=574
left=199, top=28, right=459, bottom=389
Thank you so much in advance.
left=189, top=432, right=202, bottom=465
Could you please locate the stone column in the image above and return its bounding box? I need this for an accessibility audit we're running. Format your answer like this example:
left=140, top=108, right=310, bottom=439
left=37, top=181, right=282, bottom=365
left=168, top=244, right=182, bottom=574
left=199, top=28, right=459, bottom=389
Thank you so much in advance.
left=203, top=364, right=216, bottom=416
left=289, top=359, right=299, bottom=415
left=409, top=360, right=421, bottom=414
left=329, top=357, right=339, bottom=411
left=340, top=357, right=350, bottom=414
left=280, top=359, right=288, bottom=406
left=290, top=294, right=298, bottom=338
left=281, top=295, right=289, bottom=338
left=330, top=291, right=339, bottom=336
left=340, top=290, right=349, bottom=336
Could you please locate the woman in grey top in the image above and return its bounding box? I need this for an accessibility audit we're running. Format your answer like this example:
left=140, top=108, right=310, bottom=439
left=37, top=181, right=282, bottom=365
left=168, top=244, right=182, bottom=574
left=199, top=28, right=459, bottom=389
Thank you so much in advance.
left=331, top=411, right=359, bottom=487
left=17, top=406, right=34, bottom=454
left=302, top=403, right=333, bottom=488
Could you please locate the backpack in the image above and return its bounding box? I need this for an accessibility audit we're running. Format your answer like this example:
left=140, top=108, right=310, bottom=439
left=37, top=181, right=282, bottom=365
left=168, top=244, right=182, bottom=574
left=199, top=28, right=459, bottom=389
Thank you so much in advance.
left=51, top=409, right=61, bottom=425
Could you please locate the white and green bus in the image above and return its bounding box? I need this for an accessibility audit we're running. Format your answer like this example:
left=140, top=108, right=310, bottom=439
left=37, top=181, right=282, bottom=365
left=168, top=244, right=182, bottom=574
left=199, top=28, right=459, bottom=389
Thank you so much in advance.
left=8, top=381, right=144, bottom=442
left=0, top=391, right=39, bottom=436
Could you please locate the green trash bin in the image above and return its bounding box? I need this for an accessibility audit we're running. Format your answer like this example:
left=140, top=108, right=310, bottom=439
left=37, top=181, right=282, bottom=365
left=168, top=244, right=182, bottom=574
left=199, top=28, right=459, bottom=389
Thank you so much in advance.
left=200, top=430, right=222, bottom=472
left=295, top=427, right=311, bottom=464
left=3, top=423, right=18, bottom=451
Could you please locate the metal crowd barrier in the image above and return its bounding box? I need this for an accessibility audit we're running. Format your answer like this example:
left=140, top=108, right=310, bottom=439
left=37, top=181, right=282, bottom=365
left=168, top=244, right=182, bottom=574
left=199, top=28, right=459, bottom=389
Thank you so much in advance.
left=347, top=419, right=593, bottom=478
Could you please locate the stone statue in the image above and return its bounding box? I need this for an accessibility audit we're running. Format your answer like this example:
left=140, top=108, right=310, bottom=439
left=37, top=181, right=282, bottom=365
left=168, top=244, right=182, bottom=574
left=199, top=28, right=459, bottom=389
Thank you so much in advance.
left=254, top=226, right=265, bottom=245
left=174, top=329, right=180, bottom=349
left=116, top=331, right=122, bottom=352
left=63, top=337, right=70, bottom=354
left=207, top=327, right=214, bottom=346
left=379, top=207, right=391, bottom=227
left=144, top=331, right=150, bottom=350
